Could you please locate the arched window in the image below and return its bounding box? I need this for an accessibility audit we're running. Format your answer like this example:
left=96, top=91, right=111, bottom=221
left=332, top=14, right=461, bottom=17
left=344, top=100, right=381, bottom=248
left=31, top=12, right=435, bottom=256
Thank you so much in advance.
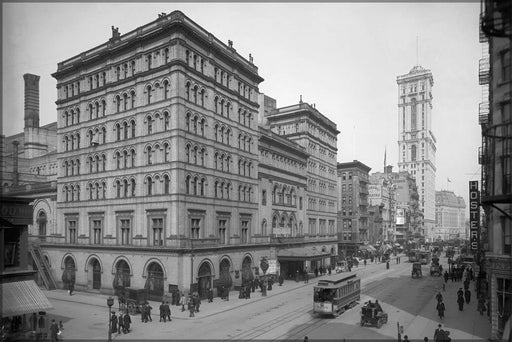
left=123, top=122, right=129, bottom=140
left=89, top=156, right=94, bottom=173
left=186, top=144, right=190, bottom=163
left=164, top=81, right=170, bottom=99
left=123, top=150, right=128, bottom=168
left=88, top=104, right=93, bottom=120
left=163, top=143, right=170, bottom=162
left=193, top=146, right=198, bottom=164
left=116, top=180, right=121, bottom=198
left=147, top=146, right=153, bottom=165
left=116, top=123, right=121, bottom=141
left=95, top=102, right=99, bottom=117
left=123, top=179, right=129, bottom=198
left=164, top=48, right=170, bottom=63
left=186, top=175, right=190, bottom=194
left=147, top=176, right=153, bottom=195
left=147, top=117, right=153, bottom=134
left=88, top=183, right=93, bottom=199
left=199, top=118, right=205, bottom=136
left=193, top=116, right=198, bottom=134
left=193, top=85, right=198, bottom=104
left=131, top=120, right=136, bottom=138
left=185, top=82, right=190, bottom=101
left=131, top=149, right=136, bottom=168
left=130, top=91, right=136, bottom=109
left=214, top=97, right=218, bottom=113
left=102, top=154, right=106, bottom=171
left=116, top=152, right=121, bottom=169
left=116, top=96, right=121, bottom=113
left=200, top=148, right=205, bottom=166
left=102, top=127, right=107, bottom=144
left=146, top=85, right=153, bottom=104
left=95, top=155, right=100, bottom=173
left=162, top=112, right=170, bottom=131
left=164, top=175, right=170, bottom=194
left=200, top=89, right=205, bottom=107
left=102, top=182, right=106, bottom=199
left=116, top=66, right=121, bottom=81
left=64, top=136, right=69, bottom=151
left=102, top=100, right=106, bottom=116
left=95, top=183, right=100, bottom=200
left=130, top=179, right=136, bottom=197
left=123, top=93, right=128, bottom=111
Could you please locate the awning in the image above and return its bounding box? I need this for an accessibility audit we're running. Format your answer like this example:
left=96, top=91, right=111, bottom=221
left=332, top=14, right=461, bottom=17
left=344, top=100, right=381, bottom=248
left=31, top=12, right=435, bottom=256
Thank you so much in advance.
left=278, top=247, right=331, bottom=261
left=359, top=245, right=376, bottom=252
left=1, top=280, right=53, bottom=317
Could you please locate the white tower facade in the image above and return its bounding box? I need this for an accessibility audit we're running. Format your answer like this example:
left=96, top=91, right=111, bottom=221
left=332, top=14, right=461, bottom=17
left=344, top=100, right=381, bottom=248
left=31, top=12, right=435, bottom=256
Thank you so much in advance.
left=397, top=66, right=436, bottom=242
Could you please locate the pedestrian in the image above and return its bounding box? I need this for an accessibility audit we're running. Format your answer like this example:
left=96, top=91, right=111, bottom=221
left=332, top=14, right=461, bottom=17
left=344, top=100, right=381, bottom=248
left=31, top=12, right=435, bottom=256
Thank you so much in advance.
left=111, top=312, right=118, bottom=333
left=146, top=302, right=153, bottom=322
left=450, top=271, right=455, bottom=282
left=180, top=293, right=187, bottom=312
left=278, top=273, right=284, bottom=286
left=188, top=297, right=195, bottom=317
left=424, top=337, right=429, bottom=342
left=457, top=294, right=464, bottom=311
left=444, top=271, right=449, bottom=283
left=159, top=302, right=166, bottom=322
left=208, top=288, right=213, bottom=303
left=304, top=271, right=309, bottom=284
left=118, top=312, right=124, bottom=334
left=194, top=294, right=201, bottom=312
left=123, top=312, right=131, bottom=334
left=436, top=301, right=445, bottom=320
left=68, top=281, right=74, bottom=296
left=403, top=335, right=410, bottom=342
left=457, top=288, right=464, bottom=298
left=464, top=289, right=471, bottom=304
left=50, top=319, right=59, bottom=342
left=314, top=268, right=319, bottom=277
left=364, top=259, right=367, bottom=267
left=141, top=303, right=147, bottom=322
left=328, top=266, right=332, bottom=275
left=165, top=301, right=172, bottom=322
left=436, top=291, right=443, bottom=303
left=434, top=324, right=443, bottom=341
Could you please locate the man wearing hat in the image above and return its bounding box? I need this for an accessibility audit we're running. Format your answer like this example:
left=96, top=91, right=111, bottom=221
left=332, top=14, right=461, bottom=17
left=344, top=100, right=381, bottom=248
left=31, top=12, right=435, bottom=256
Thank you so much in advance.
left=111, top=312, right=118, bottom=333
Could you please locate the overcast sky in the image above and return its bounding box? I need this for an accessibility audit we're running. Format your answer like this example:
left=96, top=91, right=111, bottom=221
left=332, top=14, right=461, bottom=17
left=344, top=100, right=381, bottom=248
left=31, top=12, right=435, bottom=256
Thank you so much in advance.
left=2, top=3, right=482, bottom=212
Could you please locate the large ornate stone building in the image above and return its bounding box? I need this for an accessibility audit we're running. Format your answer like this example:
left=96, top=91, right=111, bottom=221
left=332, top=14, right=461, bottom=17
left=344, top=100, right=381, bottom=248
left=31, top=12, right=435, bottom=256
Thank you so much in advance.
left=397, top=66, right=437, bottom=242
left=434, top=190, right=466, bottom=240
left=3, top=11, right=338, bottom=299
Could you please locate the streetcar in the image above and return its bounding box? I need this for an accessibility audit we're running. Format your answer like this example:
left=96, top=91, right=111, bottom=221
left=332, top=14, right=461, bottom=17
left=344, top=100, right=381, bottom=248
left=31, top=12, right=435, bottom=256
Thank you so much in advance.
left=408, top=249, right=420, bottom=262
left=418, top=251, right=431, bottom=265
left=313, top=273, right=361, bottom=317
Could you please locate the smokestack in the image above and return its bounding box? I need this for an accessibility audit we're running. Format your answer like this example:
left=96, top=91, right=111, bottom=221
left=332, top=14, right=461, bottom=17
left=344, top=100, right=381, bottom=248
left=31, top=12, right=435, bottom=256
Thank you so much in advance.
left=24, top=74, right=40, bottom=128
left=12, top=141, right=19, bottom=186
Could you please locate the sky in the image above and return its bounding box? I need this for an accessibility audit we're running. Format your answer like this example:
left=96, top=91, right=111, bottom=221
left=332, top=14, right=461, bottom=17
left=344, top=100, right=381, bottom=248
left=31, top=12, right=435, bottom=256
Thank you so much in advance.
left=2, top=2, right=482, bottom=213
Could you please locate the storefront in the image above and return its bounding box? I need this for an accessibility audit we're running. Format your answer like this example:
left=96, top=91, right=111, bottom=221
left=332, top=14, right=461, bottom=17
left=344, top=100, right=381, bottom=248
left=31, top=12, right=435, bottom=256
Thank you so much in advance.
left=277, top=246, right=332, bottom=279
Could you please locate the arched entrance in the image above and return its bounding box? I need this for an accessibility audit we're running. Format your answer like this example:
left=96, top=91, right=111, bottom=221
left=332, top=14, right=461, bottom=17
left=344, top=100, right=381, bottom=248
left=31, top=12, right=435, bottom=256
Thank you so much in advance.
left=241, top=256, right=254, bottom=287
left=88, top=258, right=101, bottom=290
left=197, top=262, right=212, bottom=300
left=62, top=256, right=76, bottom=290
left=218, top=259, right=232, bottom=296
left=113, top=260, right=131, bottom=296
left=37, top=211, right=47, bottom=242
left=145, top=262, right=164, bottom=301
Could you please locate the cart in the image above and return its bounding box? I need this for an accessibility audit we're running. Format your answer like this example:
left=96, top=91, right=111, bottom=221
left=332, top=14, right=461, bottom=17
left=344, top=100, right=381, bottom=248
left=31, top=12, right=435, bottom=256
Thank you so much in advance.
left=360, top=302, right=388, bottom=328
left=124, top=288, right=148, bottom=315
left=412, top=262, right=423, bottom=278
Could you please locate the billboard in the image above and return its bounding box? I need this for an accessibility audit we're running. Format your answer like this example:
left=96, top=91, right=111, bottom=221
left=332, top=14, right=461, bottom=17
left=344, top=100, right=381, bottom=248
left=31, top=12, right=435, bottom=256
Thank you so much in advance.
left=396, top=208, right=405, bottom=225
left=469, top=181, right=480, bottom=252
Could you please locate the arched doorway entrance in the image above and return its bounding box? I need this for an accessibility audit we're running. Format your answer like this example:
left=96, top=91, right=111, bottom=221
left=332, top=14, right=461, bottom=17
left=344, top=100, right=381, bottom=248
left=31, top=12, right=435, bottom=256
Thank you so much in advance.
left=113, top=260, right=131, bottom=297
left=197, top=262, right=212, bottom=300
left=145, top=262, right=164, bottom=301
left=241, top=256, right=254, bottom=287
left=88, top=258, right=101, bottom=290
left=62, top=256, right=76, bottom=290
left=37, top=211, right=47, bottom=241
left=218, top=259, right=232, bottom=298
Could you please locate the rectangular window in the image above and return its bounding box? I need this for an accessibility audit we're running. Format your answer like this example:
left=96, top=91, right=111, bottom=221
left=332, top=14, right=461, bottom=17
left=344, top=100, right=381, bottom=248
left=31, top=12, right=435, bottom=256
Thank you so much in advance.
left=68, top=220, right=77, bottom=244
left=262, top=190, right=267, bottom=205
left=92, top=219, right=102, bottom=244
left=120, top=219, right=131, bottom=245
left=299, top=197, right=303, bottom=210
left=152, top=218, right=164, bottom=246
left=218, top=219, right=227, bottom=245
left=241, top=220, right=249, bottom=244
left=191, top=218, right=200, bottom=239
left=501, top=49, right=511, bottom=83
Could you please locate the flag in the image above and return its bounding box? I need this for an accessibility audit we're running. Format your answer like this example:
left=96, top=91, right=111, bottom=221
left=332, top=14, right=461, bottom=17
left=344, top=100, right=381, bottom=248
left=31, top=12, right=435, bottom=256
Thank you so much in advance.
left=447, top=178, right=452, bottom=183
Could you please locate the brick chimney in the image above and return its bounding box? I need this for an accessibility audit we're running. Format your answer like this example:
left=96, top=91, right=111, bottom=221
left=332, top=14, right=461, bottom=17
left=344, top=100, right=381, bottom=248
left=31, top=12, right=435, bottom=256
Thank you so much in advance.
left=24, top=74, right=40, bottom=128
left=12, top=140, right=19, bottom=186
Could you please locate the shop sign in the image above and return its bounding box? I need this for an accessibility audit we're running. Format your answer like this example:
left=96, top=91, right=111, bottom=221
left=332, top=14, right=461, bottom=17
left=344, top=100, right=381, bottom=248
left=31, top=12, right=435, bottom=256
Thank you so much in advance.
left=469, top=181, right=480, bottom=251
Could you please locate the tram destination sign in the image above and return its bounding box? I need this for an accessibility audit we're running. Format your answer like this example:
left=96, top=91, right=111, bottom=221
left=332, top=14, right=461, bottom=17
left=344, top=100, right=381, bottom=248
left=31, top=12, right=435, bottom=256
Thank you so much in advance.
left=469, top=181, right=480, bottom=251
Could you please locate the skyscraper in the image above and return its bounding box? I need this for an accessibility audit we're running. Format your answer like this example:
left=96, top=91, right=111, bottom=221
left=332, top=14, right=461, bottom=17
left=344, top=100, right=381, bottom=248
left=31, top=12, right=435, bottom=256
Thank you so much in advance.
left=397, top=66, right=436, bottom=242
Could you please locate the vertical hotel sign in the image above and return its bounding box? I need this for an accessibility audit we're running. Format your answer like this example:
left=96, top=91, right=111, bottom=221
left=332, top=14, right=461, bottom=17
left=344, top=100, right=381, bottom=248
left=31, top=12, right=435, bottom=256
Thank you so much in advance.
left=469, top=181, right=480, bottom=251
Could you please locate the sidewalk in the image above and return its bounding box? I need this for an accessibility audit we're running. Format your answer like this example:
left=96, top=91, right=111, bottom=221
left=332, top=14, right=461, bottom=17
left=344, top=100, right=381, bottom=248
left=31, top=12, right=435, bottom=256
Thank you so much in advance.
left=405, top=256, right=491, bottom=341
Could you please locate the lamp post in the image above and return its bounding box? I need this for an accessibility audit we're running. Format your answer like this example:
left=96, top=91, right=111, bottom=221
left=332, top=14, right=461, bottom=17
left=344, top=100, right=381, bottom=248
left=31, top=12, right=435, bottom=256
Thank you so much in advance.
left=107, top=296, right=114, bottom=342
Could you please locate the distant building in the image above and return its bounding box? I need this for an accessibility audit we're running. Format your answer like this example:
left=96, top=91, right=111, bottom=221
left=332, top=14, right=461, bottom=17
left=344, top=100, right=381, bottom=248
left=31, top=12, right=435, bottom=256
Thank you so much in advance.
left=369, top=166, right=397, bottom=242
left=479, top=1, right=511, bottom=339
left=397, top=65, right=437, bottom=242
left=435, top=190, right=466, bottom=240
left=337, top=160, right=371, bottom=257
left=389, top=171, right=422, bottom=243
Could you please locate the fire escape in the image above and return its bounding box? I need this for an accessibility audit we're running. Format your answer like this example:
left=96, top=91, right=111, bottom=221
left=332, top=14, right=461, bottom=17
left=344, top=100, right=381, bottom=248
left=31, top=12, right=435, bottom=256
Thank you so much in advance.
left=479, top=0, right=512, bottom=216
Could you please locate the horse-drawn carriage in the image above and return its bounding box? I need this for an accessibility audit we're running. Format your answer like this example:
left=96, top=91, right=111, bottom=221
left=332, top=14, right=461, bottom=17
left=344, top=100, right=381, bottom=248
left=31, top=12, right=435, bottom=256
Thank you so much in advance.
left=360, top=302, right=388, bottom=328
left=412, top=262, right=423, bottom=278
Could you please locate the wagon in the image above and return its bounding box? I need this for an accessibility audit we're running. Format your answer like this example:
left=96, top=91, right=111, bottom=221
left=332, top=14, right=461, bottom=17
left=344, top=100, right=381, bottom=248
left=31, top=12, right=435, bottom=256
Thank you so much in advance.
left=123, top=288, right=148, bottom=315
left=360, top=303, right=388, bottom=328
left=412, top=262, right=423, bottom=278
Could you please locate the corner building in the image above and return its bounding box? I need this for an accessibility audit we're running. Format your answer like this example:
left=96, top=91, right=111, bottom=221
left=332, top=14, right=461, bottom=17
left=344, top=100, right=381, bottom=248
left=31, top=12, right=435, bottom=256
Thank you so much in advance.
left=46, top=11, right=338, bottom=299
left=397, top=66, right=437, bottom=242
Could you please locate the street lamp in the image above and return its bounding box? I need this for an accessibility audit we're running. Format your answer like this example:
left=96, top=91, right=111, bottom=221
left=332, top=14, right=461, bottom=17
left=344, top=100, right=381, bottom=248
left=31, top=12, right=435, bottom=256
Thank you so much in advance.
left=107, top=296, right=114, bottom=342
